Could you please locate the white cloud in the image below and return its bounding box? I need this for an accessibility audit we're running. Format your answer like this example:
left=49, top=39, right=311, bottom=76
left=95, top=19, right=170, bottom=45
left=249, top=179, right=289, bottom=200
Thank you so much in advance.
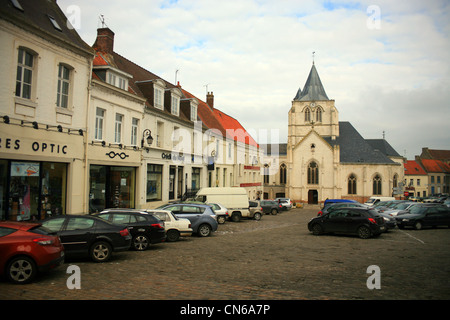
left=58, top=0, right=450, bottom=159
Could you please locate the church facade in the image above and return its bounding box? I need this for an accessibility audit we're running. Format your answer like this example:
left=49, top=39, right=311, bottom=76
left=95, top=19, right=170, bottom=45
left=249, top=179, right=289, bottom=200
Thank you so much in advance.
left=284, top=64, right=404, bottom=204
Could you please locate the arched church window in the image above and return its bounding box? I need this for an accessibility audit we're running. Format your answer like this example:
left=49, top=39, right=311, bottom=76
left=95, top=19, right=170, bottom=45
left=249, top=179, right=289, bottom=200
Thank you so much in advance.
left=316, top=107, right=322, bottom=122
left=373, top=174, right=382, bottom=195
left=348, top=174, right=357, bottom=195
left=280, top=164, right=287, bottom=185
left=307, top=161, right=319, bottom=184
left=305, top=108, right=311, bottom=122
left=393, top=174, right=398, bottom=188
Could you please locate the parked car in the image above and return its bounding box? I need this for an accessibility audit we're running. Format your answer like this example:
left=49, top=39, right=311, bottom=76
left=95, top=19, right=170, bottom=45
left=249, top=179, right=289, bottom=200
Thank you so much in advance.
left=395, top=204, right=450, bottom=230
left=317, top=202, right=367, bottom=216
left=323, top=199, right=358, bottom=207
left=0, top=221, right=65, bottom=284
left=249, top=201, right=263, bottom=221
left=381, top=201, right=416, bottom=216
left=260, top=200, right=282, bottom=215
left=207, top=203, right=229, bottom=224
left=145, top=209, right=193, bottom=242
left=157, top=203, right=218, bottom=237
left=308, top=207, right=386, bottom=239
left=95, top=209, right=166, bottom=250
left=275, top=198, right=293, bottom=210
left=40, top=215, right=131, bottom=262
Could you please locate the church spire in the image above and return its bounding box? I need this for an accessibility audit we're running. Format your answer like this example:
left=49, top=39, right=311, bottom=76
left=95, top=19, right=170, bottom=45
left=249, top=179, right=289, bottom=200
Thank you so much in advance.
left=294, top=64, right=329, bottom=101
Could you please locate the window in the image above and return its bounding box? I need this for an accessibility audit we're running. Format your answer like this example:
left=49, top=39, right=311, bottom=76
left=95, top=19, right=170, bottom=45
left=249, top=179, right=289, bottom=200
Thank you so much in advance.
left=147, top=164, right=163, bottom=201
left=348, top=174, right=357, bottom=194
left=154, top=88, right=163, bottom=109
left=307, top=161, right=319, bottom=184
left=316, top=108, right=322, bottom=122
left=393, top=174, right=398, bottom=188
left=114, top=114, right=123, bottom=143
left=95, top=108, right=105, bottom=140
left=131, top=118, right=139, bottom=145
left=66, top=217, right=94, bottom=231
left=191, top=104, right=197, bottom=121
left=171, top=95, right=179, bottom=116
left=108, top=73, right=116, bottom=86
left=280, top=164, right=287, bottom=185
left=373, top=174, right=382, bottom=195
left=264, top=165, right=270, bottom=184
left=304, top=108, right=311, bottom=122
left=16, top=48, right=34, bottom=99
left=57, top=64, right=70, bottom=108
left=118, top=77, right=126, bottom=90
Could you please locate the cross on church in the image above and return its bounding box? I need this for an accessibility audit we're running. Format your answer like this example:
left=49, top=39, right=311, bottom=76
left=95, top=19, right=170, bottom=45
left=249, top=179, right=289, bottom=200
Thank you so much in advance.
left=312, top=51, right=315, bottom=64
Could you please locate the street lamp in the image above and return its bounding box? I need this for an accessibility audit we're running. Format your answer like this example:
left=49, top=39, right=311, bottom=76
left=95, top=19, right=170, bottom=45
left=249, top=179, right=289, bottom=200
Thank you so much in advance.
left=141, top=129, right=153, bottom=148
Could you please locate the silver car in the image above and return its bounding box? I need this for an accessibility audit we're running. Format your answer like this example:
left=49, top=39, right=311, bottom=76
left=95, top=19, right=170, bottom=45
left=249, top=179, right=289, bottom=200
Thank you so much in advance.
left=157, top=203, right=218, bottom=237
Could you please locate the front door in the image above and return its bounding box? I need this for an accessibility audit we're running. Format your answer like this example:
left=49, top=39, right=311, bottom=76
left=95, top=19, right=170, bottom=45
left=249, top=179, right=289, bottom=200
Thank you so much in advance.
left=308, top=190, right=318, bottom=204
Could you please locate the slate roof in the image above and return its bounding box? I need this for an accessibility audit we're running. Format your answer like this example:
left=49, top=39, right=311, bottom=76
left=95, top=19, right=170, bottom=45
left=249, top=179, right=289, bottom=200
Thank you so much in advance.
left=294, top=64, right=330, bottom=101
left=324, top=122, right=398, bottom=164
left=0, top=0, right=93, bottom=57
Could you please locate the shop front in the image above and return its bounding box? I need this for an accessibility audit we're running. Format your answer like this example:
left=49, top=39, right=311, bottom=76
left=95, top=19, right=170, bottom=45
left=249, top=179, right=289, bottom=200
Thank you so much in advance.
left=88, top=144, right=141, bottom=213
left=0, top=123, right=85, bottom=220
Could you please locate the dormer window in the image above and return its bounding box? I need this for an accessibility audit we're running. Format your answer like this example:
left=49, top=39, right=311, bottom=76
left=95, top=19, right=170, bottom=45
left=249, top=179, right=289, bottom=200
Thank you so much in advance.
left=190, top=103, right=197, bottom=121
left=171, top=95, right=179, bottom=116
left=154, top=88, right=163, bottom=109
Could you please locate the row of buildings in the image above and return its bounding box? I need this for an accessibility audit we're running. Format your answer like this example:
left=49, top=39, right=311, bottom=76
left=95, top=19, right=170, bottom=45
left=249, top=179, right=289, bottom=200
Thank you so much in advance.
left=0, top=0, right=263, bottom=221
left=1, top=0, right=448, bottom=221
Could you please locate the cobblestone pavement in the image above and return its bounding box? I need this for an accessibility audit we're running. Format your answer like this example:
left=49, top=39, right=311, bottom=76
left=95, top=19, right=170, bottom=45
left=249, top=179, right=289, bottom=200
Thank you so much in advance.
left=1, top=207, right=450, bottom=301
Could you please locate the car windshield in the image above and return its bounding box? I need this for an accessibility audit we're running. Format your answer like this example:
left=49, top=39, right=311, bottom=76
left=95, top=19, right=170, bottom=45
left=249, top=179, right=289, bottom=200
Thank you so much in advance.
left=393, top=203, right=413, bottom=209
left=408, top=206, right=428, bottom=214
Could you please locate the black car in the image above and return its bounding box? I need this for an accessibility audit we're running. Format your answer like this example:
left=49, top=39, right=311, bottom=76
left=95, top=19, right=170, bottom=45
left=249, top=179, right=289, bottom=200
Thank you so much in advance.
left=308, top=207, right=386, bottom=239
left=317, top=202, right=368, bottom=216
left=395, top=204, right=450, bottom=230
left=95, top=209, right=166, bottom=251
left=260, top=200, right=282, bottom=215
left=40, top=215, right=131, bottom=262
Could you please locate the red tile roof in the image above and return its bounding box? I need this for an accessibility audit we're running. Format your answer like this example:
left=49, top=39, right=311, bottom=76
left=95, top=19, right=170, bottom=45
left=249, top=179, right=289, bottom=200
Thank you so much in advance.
left=213, top=108, right=259, bottom=147
left=421, top=159, right=450, bottom=173
left=404, top=160, right=427, bottom=175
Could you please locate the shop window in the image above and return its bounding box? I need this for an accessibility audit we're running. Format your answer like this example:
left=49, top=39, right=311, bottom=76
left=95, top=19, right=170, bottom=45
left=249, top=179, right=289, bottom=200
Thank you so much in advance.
left=147, top=164, right=162, bottom=201
left=6, top=161, right=66, bottom=221
left=89, top=165, right=135, bottom=213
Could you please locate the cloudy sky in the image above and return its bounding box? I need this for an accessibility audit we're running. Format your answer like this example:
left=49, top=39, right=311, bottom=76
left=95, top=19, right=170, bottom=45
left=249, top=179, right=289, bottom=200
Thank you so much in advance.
left=58, top=0, right=449, bottom=160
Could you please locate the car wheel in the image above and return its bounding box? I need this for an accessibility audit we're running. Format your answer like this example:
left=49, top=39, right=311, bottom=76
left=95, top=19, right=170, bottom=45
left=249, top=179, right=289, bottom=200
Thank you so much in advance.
left=217, top=215, right=226, bottom=224
left=253, top=212, right=262, bottom=221
left=133, top=234, right=150, bottom=250
left=166, top=229, right=180, bottom=242
left=414, top=221, right=423, bottom=230
left=6, top=256, right=37, bottom=284
left=198, top=224, right=212, bottom=237
left=231, top=212, right=241, bottom=222
left=271, top=209, right=278, bottom=215
left=311, top=223, right=323, bottom=235
left=90, top=241, right=112, bottom=262
left=357, top=226, right=372, bottom=239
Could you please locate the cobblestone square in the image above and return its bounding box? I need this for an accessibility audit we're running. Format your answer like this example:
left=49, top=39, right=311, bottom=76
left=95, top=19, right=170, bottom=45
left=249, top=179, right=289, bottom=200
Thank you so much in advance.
left=1, top=207, right=450, bottom=301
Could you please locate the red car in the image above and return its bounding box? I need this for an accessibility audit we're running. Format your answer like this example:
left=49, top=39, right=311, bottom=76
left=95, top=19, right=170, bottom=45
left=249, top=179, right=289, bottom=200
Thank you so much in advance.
left=0, top=221, right=65, bottom=284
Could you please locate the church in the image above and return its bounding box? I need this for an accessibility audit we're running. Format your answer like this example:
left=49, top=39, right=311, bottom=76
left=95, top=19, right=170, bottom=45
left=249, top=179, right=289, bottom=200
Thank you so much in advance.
left=267, top=63, right=405, bottom=204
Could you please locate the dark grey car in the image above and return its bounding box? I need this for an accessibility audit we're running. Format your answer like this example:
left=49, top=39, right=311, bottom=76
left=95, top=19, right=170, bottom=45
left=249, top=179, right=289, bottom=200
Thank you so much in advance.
left=157, top=203, right=218, bottom=237
left=395, top=204, right=450, bottom=230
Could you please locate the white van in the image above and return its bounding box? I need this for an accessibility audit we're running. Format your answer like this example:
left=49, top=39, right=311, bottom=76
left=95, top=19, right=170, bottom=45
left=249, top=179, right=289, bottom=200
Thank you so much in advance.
left=195, top=187, right=251, bottom=222
left=364, top=196, right=395, bottom=206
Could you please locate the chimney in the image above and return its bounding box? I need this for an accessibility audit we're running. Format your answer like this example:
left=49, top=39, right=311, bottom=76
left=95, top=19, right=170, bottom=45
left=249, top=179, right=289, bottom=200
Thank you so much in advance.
left=206, top=91, right=214, bottom=109
left=93, top=28, right=115, bottom=53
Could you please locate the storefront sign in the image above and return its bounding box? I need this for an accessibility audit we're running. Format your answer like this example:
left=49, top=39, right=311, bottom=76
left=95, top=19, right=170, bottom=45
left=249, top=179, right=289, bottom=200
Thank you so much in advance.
left=0, top=137, right=68, bottom=154
left=162, top=152, right=185, bottom=161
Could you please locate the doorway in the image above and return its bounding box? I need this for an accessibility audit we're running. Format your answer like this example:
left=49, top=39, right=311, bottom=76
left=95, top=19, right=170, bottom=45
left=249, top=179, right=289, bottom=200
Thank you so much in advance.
left=308, top=190, right=318, bottom=204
